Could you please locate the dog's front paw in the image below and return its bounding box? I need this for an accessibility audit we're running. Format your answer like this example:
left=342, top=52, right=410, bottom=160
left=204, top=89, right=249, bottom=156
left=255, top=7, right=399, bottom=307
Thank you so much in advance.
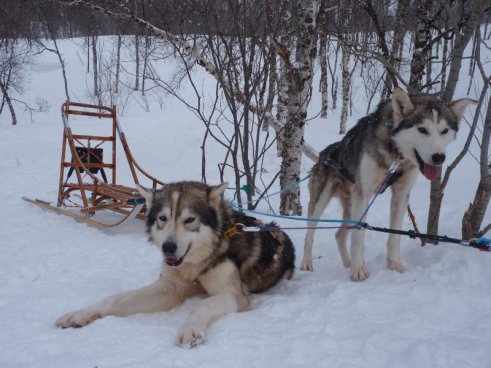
left=300, top=259, right=314, bottom=272
left=55, top=309, right=101, bottom=328
left=300, top=254, right=314, bottom=271
left=176, top=324, right=205, bottom=348
left=387, top=260, right=406, bottom=273
left=350, top=265, right=370, bottom=281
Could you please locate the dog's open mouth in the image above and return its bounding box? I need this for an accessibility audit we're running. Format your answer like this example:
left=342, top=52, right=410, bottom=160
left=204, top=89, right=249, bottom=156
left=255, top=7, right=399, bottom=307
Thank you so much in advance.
left=165, top=256, right=184, bottom=267
left=164, top=244, right=191, bottom=267
left=414, top=149, right=440, bottom=181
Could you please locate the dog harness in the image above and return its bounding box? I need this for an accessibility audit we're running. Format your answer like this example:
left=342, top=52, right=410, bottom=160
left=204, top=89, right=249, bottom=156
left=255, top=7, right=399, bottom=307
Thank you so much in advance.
left=322, top=139, right=405, bottom=193
left=320, top=148, right=356, bottom=183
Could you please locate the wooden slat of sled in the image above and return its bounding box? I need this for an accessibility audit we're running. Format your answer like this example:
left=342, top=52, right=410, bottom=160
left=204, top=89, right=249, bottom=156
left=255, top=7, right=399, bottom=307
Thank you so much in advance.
left=22, top=197, right=144, bottom=229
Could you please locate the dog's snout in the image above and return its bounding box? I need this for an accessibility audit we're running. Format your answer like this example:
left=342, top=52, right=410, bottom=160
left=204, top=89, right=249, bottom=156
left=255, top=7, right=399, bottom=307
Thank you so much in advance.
left=162, top=241, right=177, bottom=255
left=431, top=153, right=446, bottom=165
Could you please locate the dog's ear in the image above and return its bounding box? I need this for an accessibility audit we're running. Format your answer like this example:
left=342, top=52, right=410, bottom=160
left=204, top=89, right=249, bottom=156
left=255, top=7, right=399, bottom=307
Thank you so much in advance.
left=136, top=184, right=153, bottom=211
left=209, top=182, right=229, bottom=207
left=392, top=88, right=415, bottom=124
left=448, top=98, right=476, bottom=122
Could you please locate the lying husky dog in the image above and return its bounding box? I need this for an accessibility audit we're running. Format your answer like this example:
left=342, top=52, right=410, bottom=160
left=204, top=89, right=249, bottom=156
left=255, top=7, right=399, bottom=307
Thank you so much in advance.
left=301, top=88, right=475, bottom=281
left=56, top=181, right=295, bottom=347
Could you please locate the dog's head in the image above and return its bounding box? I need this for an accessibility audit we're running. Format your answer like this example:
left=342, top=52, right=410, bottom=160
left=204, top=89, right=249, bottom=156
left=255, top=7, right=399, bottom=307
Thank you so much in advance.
left=137, top=181, right=228, bottom=268
left=390, top=88, right=475, bottom=180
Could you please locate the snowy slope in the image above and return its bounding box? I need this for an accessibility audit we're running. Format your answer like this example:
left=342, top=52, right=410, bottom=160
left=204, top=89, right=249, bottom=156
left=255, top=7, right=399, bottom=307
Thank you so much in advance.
left=0, top=38, right=490, bottom=368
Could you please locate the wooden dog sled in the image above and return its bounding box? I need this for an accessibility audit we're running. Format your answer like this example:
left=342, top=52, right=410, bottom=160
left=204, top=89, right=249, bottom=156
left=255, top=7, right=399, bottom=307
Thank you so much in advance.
left=22, top=101, right=164, bottom=229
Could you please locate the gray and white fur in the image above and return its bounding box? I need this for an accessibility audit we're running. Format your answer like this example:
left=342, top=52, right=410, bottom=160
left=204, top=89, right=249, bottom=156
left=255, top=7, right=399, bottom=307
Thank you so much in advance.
left=301, top=88, right=475, bottom=281
left=55, top=181, right=294, bottom=347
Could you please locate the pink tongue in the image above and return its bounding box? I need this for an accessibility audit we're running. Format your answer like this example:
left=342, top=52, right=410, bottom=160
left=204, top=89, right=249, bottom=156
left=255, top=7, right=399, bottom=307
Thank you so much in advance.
left=166, top=257, right=180, bottom=265
left=423, top=163, right=441, bottom=181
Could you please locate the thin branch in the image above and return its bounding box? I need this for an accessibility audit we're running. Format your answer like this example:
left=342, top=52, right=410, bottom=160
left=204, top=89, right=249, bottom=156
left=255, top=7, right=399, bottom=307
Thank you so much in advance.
left=60, top=0, right=319, bottom=161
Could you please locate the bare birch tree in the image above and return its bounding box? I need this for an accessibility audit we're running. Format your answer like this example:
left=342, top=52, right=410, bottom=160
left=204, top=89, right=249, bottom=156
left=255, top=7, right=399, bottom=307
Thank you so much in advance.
left=275, top=5, right=294, bottom=157
left=318, top=0, right=329, bottom=119
left=279, top=0, right=319, bottom=215
left=115, top=35, right=122, bottom=95
left=339, top=0, right=352, bottom=134
left=408, top=0, right=432, bottom=92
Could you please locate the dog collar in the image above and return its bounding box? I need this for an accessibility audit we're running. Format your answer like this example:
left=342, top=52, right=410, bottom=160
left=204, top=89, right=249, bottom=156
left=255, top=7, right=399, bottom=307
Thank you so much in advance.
left=223, top=221, right=238, bottom=239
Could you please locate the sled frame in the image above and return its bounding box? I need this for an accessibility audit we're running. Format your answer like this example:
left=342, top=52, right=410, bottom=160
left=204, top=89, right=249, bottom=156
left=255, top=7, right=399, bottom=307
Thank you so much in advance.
left=23, top=101, right=164, bottom=228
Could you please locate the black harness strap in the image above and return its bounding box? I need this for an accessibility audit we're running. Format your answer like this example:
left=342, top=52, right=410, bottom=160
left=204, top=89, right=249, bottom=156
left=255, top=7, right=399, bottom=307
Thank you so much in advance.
left=360, top=223, right=491, bottom=252
left=379, top=170, right=403, bottom=194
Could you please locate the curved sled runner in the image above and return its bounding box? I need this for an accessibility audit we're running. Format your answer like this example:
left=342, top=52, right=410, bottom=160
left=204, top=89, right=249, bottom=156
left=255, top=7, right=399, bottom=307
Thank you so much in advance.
left=22, top=101, right=164, bottom=229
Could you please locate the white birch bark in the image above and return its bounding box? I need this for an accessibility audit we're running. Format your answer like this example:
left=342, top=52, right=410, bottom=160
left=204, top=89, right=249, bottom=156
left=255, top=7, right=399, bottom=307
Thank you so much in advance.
left=262, top=45, right=276, bottom=132
left=319, top=33, right=328, bottom=118
left=339, top=44, right=350, bottom=134
left=279, top=0, right=319, bottom=215
left=408, top=0, right=431, bottom=92
left=339, top=1, right=352, bottom=134
left=115, top=35, right=121, bottom=95
left=276, top=37, right=290, bottom=157
left=91, top=35, right=100, bottom=105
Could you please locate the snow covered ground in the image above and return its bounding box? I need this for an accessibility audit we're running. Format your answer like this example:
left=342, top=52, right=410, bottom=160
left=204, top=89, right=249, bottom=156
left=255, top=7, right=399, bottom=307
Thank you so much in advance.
left=0, top=38, right=490, bottom=368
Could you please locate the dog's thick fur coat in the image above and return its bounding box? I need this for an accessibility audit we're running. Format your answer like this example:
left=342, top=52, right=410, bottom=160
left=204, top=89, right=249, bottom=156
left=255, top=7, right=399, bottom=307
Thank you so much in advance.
left=301, top=88, right=475, bottom=281
left=56, top=181, right=295, bottom=347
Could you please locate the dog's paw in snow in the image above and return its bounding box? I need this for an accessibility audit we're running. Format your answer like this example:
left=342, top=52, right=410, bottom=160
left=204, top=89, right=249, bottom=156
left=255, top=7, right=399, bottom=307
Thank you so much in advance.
left=55, top=309, right=101, bottom=328
left=387, top=260, right=407, bottom=273
left=176, top=324, right=205, bottom=348
left=350, top=265, right=370, bottom=281
left=300, top=259, right=314, bottom=271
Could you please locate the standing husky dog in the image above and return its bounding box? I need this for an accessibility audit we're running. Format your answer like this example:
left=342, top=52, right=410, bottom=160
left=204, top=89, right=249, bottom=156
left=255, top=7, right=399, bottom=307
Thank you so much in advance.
left=55, top=181, right=295, bottom=347
left=301, top=88, right=474, bottom=281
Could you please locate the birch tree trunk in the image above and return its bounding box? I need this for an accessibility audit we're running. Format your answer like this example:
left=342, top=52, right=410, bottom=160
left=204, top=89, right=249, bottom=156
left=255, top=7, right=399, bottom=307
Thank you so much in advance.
left=318, top=0, right=328, bottom=119
left=319, top=31, right=328, bottom=119
left=339, top=1, right=352, bottom=134
left=142, top=36, right=150, bottom=96
left=275, top=6, right=293, bottom=157
left=86, top=36, right=90, bottom=73
left=462, top=29, right=490, bottom=240
left=44, top=18, right=70, bottom=101
left=91, top=35, right=101, bottom=105
left=408, top=0, right=431, bottom=93
left=0, top=81, right=17, bottom=125
left=462, top=80, right=490, bottom=239
left=263, top=1, right=277, bottom=132
left=461, top=108, right=490, bottom=239
left=263, top=46, right=276, bottom=132
left=134, top=34, right=140, bottom=91
left=53, top=37, right=69, bottom=101
left=427, top=0, right=483, bottom=239
left=339, top=45, right=350, bottom=133
left=440, top=35, right=448, bottom=91
left=276, top=43, right=290, bottom=156
left=392, top=0, right=409, bottom=71
left=115, top=35, right=122, bottom=95
left=279, top=0, right=319, bottom=216
left=441, top=0, right=481, bottom=103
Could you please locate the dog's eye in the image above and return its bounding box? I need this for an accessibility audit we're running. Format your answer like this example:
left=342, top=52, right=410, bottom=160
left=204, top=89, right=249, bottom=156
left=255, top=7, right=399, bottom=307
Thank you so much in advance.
left=158, top=215, right=167, bottom=222
left=184, top=217, right=196, bottom=225
left=418, top=127, right=428, bottom=135
left=441, top=128, right=449, bottom=134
